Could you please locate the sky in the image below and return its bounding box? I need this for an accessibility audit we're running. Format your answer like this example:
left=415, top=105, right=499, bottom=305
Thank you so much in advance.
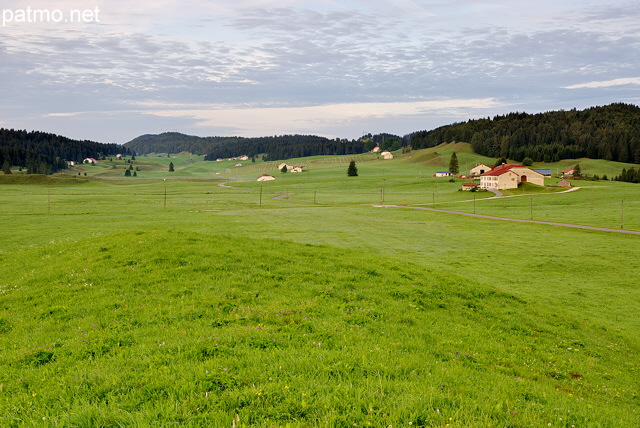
left=1, top=0, right=639, bottom=144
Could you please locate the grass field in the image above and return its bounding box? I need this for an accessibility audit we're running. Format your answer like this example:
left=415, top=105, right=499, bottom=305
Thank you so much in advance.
left=1, top=147, right=638, bottom=426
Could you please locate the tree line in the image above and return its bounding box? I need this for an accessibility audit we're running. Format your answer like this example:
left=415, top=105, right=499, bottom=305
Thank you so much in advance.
left=0, top=128, right=130, bottom=174
left=125, top=132, right=404, bottom=162
left=409, top=103, right=640, bottom=164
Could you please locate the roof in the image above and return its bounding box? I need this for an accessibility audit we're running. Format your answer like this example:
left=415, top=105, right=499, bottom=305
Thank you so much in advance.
left=480, top=164, right=524, bottom=176
left=534, top=169, right=552, bottom=176
left=562, top=167, right=574, bottom=173
left=462, top=182, right=478, bottom=186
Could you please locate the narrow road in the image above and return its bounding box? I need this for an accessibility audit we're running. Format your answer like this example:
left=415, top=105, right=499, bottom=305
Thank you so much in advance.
left=373, top=205, right=640, bottom=235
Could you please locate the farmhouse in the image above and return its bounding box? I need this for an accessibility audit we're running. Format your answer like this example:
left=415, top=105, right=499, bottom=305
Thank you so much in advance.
left=562, top=167, right=575, bottom=176
left=257, top=174, right=275, bottom=182
left=239, top=155, right=249, bottom=161
left=278, top=163, right=295, bottom=171
left=371, top=146, right=381, bottom=153
left=434, top=171, right=451, bottom=177
left=557, top=179, right=572, bottom=187
left=380, top=151, right=393, bottom=159
left=480, top=164, right=545, bottom=190
left=290, top=167, right=304, bottom=173
left=84, top=158, right=98, bottom=164
left=470, top=164, right=491, bottom=176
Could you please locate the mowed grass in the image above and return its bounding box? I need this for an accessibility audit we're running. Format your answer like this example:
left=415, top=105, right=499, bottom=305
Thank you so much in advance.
left=1, top=231, right=638, bottom=426
left=1, top=151, right=639, bottom=426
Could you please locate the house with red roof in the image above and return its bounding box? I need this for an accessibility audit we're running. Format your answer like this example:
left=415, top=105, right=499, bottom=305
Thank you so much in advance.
left=562, top=167, right=575, bottom=176
left=480, top=164, right=545, bottom=190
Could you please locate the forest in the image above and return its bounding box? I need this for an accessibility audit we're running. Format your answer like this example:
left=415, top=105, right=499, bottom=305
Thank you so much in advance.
left=0, top=129, right=130, bottom=174
left=125, top=133, right=405, bottom=162
left=409, top=103, right=640, bottom=164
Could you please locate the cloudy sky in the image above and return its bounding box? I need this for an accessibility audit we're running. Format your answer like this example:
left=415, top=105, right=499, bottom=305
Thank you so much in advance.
left=1, top=0, right=639, bottom=143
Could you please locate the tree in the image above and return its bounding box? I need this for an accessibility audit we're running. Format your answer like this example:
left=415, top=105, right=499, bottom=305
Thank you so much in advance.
left=522, top=157, right=533, bottom=166
left=347, top=160, right=358, bottom=177
left=124, top=169, right=131, bottom=177
left=573, top=163, right=581, bottom=177
left=281, top=165, right=288, bottom=173
left=133, top=171, right=137, bottom=177
left=2, top=160, right=11, bottom=174
left=495, top=157, right=507, bottom=167
left=448, top=152, right=459, bottom=175
left=169, top=162, right=174, bottom=172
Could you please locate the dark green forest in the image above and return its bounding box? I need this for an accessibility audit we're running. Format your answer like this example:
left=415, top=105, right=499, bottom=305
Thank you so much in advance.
left=410, top=103, right=640, bottom=164
left=125, top=133, right=403, bottom=162
left=0, top=129, right=129, bottom=174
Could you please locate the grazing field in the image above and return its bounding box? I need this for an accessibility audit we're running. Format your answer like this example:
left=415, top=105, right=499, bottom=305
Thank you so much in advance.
left=0, top=150, right=638, bottom=426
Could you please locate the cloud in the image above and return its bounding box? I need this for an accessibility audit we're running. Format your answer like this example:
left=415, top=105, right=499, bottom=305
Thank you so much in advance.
left=133, top=98, right=506, bottom=136
left=563, top=77, right=640, bottom=90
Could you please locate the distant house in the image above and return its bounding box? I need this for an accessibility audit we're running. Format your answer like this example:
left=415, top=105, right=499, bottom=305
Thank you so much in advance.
left=562, top=167, right=575, bottom=176
left=534, top=169, right=552, bottom=177
left=239, top=155, right=249, bottom=161
left=216, top=158, right=224, bottom=162
left=68, top=161, right=76, bottom=166
left=480, top=164, right=545, bottom=190
left=380, top=151, right=393, bottom=159
left=461, top=182, right=479, bottom=191
left=116, top=154, right=123, bottom=159
left=84, top=158, right=98, bottom=164
left=557, top=179, right=572, bottom=187
left=234, top=163, right=242, bottom=167
left=290, top=167, right=304, bottom=173
left=257, top=174, right=275, bottom=182
left=277, top=163, right=294, bottom=171
left=470, top=164, right=491, bottom=176
left=434, top=171, right=451, bottom=177
left=371, top=146, right=381, bottom=153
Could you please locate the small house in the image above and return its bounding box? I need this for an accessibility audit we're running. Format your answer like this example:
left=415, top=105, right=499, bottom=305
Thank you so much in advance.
left=116, top=154, right=123, bottom=159
left=380, top=151, right=393, bottom=159
left=470, top=164, right=491, bottom=176
left=234, top=163, right=242, bottom=167
left=461, top=182, right=479, bottom=191
left=257, top=174, right=275, bottom=182
left=562, top=167, right=575, bottom=176
left=277, top=163, right=294, bottom=171
left=290, top=167, right=304, bottom=173
left=557, top=179, right=572, bottom=187
left=371, top=146, right=381, bottom=153
left=239, top=155, right=249, bottom=161
left=434, top=171, right=451, bottom=177
left=84, top=158, right=98, bottom=164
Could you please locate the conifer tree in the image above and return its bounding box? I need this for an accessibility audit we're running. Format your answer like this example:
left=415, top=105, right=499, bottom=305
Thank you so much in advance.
left=2, top=160, right=11, bottom=174
left=449, top=152, right=459, bottom=175
left=347, top=160, right=358, bottom=177
left=169, top=162, right=174, bottom=172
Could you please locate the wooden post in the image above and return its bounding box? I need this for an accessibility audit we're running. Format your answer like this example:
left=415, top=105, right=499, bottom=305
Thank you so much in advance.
left=621, top=200, right=624, bottom=229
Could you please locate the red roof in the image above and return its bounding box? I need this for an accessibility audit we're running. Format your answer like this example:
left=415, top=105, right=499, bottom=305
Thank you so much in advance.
left=480, top=164, right=524, bottom=177
left=562, top=167, right=574, bottom=173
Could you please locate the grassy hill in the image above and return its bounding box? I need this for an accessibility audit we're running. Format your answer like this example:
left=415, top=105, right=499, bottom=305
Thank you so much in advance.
left=1, top=152, right=638, bottom=426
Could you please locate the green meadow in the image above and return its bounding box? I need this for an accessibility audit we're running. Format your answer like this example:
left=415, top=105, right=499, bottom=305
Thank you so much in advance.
left=0, top=145, right=638, bottom=427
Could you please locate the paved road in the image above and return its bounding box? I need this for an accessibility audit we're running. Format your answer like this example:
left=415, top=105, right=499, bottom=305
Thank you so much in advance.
left=373, top=205, right=640, bottom=235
